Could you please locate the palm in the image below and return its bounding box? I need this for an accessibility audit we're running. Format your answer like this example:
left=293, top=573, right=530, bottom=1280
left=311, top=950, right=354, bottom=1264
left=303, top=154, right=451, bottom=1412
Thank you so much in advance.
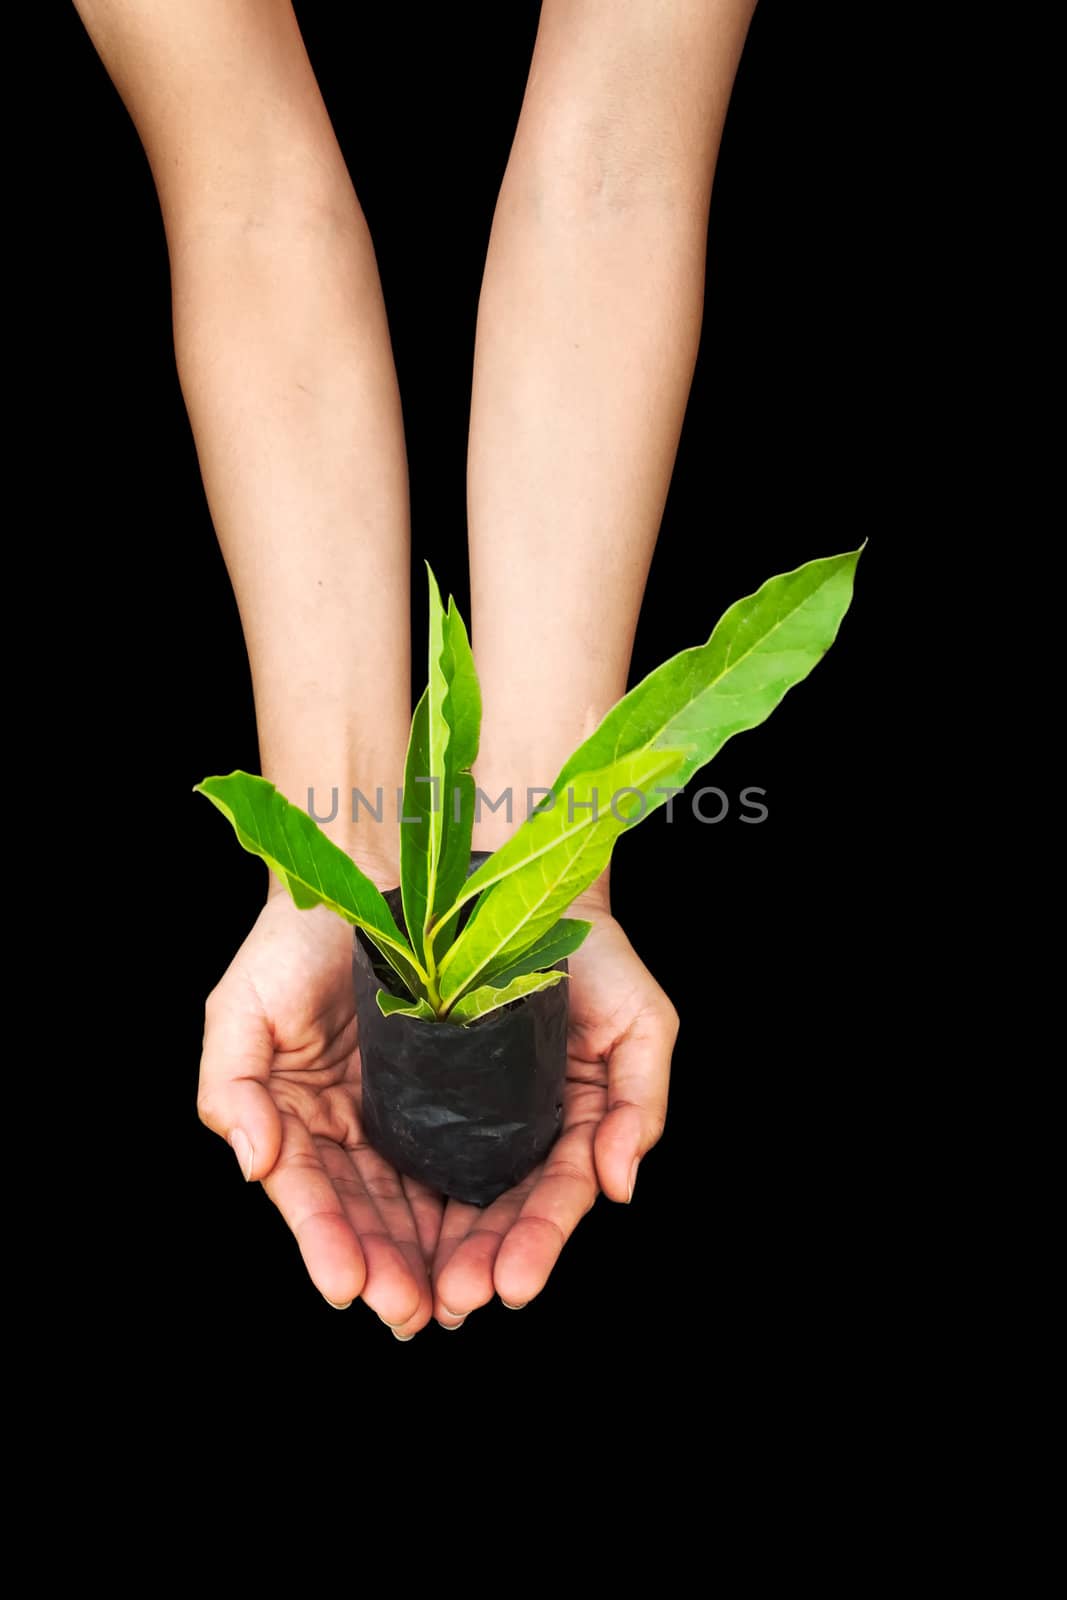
left=432, top=912, right=678, bottom=1320
left=198, top=893, right=443, bottom=1333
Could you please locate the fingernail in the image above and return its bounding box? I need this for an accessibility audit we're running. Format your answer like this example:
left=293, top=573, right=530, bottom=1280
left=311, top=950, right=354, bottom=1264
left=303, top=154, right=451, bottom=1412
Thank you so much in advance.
left=229, top=1128, right=254, bottom=1181
left=628, top=1158, right=639, bottom=1202
left=439, top=1314, right=466, bottom=1331
left=392, top=1329, right=415, bottom=1343
left=501, top=1300, right=526, bottom=1311
left=324, top=1298, right=352, bottom=1311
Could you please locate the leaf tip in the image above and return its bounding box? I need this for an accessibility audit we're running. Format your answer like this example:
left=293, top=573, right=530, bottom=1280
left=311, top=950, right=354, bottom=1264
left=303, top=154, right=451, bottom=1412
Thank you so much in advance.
left=424, top=560, right=444, bottom=602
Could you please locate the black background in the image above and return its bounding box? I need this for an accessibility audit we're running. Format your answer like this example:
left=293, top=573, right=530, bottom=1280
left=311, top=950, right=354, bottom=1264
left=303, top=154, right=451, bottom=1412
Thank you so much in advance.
left=55, top=3, right=883, bottom=1417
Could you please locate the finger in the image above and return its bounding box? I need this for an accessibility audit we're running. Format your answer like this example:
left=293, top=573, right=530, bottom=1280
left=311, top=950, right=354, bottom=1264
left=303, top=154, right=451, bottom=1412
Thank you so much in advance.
left=593, top=1002, right=678, bottom=1203
left=197, top=978, right=282, bottom=1183
left=434, top=1077, right=603, bottom=1317
left=261, top=1114, right=368, bottom=1309
left=432, top=1190, right=529, bottom=1323
left=318, top=1138, right=432, bottom=1335
left=492, top=1115, right=600, bottom=1310
left=433, top=1197, right=484, bottom=1278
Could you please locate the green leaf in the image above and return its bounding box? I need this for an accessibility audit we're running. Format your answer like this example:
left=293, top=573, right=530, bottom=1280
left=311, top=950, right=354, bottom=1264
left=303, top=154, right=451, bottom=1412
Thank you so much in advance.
left=481, top=917, right=591, bottom=988
left=447, top=969, right=568, bottom=1026
left=555, top=546, right=863, bottom=797
left=426, top=564, right=450, bottom=873
left=399, top=686, right=431, bottom=967
left=432, top=596, right=481, bottom=926
left=195, top=772, right=426, bottom=999
left=376, top=991, right=436, bottom=1021
left=437, top=746, right=685, bottom=1003
left=399, top=569, right=482, bottom=971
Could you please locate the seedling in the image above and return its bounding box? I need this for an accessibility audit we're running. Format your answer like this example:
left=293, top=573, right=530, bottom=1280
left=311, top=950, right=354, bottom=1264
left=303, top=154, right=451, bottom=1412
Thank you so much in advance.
left=196, top=548, right=862, bottom=1024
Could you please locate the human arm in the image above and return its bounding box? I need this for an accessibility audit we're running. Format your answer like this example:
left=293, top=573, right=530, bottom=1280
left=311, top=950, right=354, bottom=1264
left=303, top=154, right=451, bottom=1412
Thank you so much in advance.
left=436, top=0, right=757, bottom=1320
left=75, top=0, right=433, bottom=1330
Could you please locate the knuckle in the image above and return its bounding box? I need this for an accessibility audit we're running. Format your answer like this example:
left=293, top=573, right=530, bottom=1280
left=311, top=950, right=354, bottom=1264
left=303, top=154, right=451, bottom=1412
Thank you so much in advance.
left=196, top=1088, right=220, bottom=1130
left=644, top=1108, right=667, bottom=1149
left=203, top=984, right=225, bottom=1030
left=544, top=1154, right=596, bottom=1199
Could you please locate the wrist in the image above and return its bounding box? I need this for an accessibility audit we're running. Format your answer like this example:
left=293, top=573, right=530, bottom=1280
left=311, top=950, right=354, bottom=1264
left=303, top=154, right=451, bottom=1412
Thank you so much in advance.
left=568, top=871, right=613, bottom=922
left=471, top=764, right=614, bottom=919
left=263, top=785, right=400, bottom=906
left=260, top=748, right=404, bottom=896
left=265, top=843, right=398, bottom=908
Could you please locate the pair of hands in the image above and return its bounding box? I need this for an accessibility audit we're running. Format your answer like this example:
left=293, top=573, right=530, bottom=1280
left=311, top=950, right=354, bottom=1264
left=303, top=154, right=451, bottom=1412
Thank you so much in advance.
left=197, top=871, right=678, bottom=1336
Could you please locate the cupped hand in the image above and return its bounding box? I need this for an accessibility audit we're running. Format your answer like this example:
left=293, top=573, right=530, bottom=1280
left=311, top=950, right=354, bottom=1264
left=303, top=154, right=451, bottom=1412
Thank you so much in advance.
left=430, top=899, right=679, bottom=1325
left=197, top=882, right=443, bottom=1337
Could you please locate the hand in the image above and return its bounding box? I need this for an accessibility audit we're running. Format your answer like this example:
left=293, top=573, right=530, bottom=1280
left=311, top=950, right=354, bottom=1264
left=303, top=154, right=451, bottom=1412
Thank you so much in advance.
left=430, top=898, right=679, bottom=1324
left=197, top=883, right=443, bottom=1337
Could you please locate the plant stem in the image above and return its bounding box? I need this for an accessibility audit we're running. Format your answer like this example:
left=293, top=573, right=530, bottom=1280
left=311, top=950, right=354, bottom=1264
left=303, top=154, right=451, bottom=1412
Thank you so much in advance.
left=422, top=939, right=443, bottom=1016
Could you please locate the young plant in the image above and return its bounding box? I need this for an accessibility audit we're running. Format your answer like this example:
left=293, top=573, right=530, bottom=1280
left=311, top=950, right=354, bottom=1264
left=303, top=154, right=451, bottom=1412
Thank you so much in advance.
left=196, top=547, right=863, bottom=1024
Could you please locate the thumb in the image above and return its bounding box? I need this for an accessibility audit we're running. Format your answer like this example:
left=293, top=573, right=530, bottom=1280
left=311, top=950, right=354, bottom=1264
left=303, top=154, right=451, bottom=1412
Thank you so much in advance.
left=593, top=999, right=678, bottom=1203
left=197, top=968, right=282, bottom=1183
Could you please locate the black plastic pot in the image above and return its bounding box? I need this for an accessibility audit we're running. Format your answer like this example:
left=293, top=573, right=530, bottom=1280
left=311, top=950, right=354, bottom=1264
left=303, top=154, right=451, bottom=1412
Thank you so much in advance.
left=353, top=854, right=569, bottom=1206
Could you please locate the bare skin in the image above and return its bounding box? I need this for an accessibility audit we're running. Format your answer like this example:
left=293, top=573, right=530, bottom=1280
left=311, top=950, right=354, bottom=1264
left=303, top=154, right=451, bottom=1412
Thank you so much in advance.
left=75, top=0, right=433, bottom=1333
left=75, top=0, right=756, bottom=1331
left=441, top=0, right=757, bottom=1320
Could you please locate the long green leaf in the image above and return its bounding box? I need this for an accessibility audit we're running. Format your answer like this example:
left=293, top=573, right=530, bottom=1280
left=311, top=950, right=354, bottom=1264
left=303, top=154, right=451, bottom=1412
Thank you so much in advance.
left=399, top=686, right=431, bottom=966
left=432, top=595, right=481, bottom=926
left=424, top=565, right=450, bottom=929
left=480, top=917, right=591, bottom=988
left=195, top=772, right=426, bottom=999
left=448, top=970, right=568, bottom=1026
left=555, top=546, right=863, bottom=796
left=437, top=746, right=685, bottom=1003
left=400, top=570, right=482, bottom=970
left=429, top=548, right=860, bottom=1000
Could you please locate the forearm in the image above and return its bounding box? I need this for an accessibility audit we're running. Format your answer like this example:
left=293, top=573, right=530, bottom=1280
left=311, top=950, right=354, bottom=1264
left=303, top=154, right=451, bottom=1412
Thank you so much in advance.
left=172, top=210, right=410, bottom=877
left=76, top=0, right=410, bottom=878
left=469, top=0, right=756, bottom=886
